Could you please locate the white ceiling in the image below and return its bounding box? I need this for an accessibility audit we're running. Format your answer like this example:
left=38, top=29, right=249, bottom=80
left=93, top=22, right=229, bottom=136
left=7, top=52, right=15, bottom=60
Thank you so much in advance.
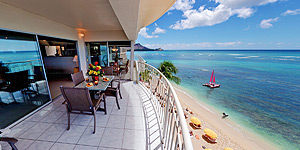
left=0, top=0, right=176, bottom=40
left=0, top=0, right=122, bottom=31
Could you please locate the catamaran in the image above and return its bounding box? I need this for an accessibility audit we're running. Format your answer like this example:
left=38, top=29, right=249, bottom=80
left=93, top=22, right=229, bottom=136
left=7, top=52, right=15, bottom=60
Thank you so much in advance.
left=203, top=70, right=221, bottom=88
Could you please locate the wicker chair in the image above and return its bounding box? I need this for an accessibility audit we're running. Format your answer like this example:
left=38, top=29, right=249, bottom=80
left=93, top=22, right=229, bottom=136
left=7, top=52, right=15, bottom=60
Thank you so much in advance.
left=60, top=86, right=105, bottom=134
left=71, top=71, right=85, bottom=86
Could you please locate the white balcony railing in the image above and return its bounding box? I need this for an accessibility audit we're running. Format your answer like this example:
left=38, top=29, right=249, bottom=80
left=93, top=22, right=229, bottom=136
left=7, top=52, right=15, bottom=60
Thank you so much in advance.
left=136, top=56, right=193, bottom=150
left=3, top=59, right=42, bottom=74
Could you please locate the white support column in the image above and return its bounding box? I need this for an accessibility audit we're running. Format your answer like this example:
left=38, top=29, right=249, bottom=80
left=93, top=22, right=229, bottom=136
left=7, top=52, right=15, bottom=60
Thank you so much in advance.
left=77, top=35, right=88, bottom=77
left=130, top=40, right=135, bottom=80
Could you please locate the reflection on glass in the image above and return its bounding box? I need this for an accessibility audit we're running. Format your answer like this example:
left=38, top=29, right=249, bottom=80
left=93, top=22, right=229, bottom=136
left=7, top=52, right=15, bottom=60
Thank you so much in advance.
left=86, top=42, right=109, bottom=67
left=0, top=30, right=50, bottom=129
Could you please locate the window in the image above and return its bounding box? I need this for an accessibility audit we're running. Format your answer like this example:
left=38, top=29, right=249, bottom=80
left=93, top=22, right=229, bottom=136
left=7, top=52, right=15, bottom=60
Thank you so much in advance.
left=0, top=29, right=51, bottom=128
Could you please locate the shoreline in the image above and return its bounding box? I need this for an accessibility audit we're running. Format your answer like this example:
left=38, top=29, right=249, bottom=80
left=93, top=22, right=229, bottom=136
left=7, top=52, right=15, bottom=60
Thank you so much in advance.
left=172, top=84, right=278, bottom=150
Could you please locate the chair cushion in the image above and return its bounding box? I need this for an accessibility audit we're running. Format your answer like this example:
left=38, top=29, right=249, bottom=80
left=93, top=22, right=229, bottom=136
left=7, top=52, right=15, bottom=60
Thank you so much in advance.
left=0, top=91, right=14, bottom=104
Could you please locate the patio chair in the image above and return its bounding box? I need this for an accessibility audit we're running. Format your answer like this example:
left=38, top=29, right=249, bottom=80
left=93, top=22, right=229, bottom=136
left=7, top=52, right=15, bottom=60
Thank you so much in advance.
left=71, top=71, right=85, bottom=86
left=102, top=66, right=122, bottom=99
left=105, top=86, right=120, bottom=110
left=1, top=70, right=37, bottom=101
left=60, top=86, right=105, bottom=134
left=120, top=60, right=129, bottom=74
left=0, top=137, right=18, bottom=150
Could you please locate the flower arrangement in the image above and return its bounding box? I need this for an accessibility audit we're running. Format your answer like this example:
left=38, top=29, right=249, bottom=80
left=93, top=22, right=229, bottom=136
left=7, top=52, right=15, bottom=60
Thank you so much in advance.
left=87, top=61, right=104, bottom=81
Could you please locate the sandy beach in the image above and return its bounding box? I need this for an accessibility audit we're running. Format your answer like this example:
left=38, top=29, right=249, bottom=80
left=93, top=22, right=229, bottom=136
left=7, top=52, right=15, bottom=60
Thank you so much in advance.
left=173, top=85, right=278, bottom=150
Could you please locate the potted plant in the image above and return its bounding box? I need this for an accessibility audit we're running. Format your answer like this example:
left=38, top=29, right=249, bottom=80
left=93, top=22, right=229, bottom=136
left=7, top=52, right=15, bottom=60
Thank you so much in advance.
left=87, top=61, right=104, bottom=81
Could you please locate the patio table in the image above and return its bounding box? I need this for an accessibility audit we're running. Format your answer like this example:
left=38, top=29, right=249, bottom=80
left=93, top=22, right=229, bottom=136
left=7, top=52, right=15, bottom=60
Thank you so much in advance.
left=75, top=75, right=114, bottom=91
left=74, top=75, right=114, bottom=112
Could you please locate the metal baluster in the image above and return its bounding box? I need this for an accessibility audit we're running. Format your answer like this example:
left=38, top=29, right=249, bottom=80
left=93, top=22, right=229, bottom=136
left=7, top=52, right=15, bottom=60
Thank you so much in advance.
left=162, top=86, right=171, bottom=145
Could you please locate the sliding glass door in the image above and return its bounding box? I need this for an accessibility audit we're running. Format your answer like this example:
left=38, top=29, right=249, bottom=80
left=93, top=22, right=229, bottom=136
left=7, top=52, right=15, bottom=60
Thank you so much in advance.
left=86, top=42, right=109, bottom=66
left=0, top=29, right=51, bottom=129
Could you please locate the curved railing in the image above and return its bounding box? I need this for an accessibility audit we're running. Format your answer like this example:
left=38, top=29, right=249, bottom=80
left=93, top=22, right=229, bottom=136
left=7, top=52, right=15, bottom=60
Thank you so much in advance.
left=136, top=56, right=193, bottom=150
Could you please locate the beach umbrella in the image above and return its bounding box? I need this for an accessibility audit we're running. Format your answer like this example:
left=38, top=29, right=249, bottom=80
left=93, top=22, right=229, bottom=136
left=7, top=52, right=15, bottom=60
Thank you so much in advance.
left=224, top=148, right=233, bottom=150
left=204, top=128, right=217, bottom=139
left=191, top=117, right=201, bottom=126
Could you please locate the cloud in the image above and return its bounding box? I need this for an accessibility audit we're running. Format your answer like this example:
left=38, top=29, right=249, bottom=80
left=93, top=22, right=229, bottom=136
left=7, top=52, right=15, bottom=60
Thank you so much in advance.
left=170, top=0, right=278, bottom=30
left=167, top=12, right=173, bottom=15
left=170, top=0, right=195, bottom=11
left=216, top=41, right=242, bottom=47
left=260, top=17, right=278, bottom=29
left=138, top=27, right=159, bottom=38
left=214, top=0, right=278, bottom=8
left=170, top=4, right=233, bottom=29
left=144, top=41, right=241, bottom=50
left=281, top=9, right=300, bottom=16
left=233, top=7, right=255, bottom=18
left=144, top=42, right=212, bottom=50
left=152, top=27, right=166, bottom=34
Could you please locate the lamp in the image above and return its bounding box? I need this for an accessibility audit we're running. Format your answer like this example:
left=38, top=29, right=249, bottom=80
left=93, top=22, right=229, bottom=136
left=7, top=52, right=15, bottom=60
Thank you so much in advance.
left=112, top=46, right=118, bottom=52
left=79, top=33, right=85, bottom=38
left=73, top=55, right=79, bottom=67
left=112, top=46, right=119, bottom=62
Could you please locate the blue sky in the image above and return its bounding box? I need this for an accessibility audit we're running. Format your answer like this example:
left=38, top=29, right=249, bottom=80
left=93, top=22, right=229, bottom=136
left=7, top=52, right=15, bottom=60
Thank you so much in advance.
left=136, top=0, right=300, bottom=50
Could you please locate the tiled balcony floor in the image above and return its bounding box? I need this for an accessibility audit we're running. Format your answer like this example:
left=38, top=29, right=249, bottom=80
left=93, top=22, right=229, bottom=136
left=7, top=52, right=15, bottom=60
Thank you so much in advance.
left=0, top=81, right=161, bottom=150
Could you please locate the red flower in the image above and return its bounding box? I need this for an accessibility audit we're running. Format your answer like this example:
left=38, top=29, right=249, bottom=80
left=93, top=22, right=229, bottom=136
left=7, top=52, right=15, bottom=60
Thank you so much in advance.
left=95, top=67, right=99, bottom=71
left=94, top=76, right=99, bottom=81
left=89, top=64, right=93, bottom=67
left=95, top=61, right=98, bottom=66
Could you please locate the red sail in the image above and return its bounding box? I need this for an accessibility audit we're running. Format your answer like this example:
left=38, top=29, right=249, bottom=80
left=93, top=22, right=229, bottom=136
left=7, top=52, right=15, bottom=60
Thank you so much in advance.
left=209, top=70, right=214, bottom=83
left=213, top=75, right=215, bottom=83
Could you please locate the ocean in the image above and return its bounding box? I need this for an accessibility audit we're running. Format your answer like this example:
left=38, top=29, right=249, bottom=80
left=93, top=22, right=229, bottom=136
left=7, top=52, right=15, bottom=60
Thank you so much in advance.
left=0, top=51, right=42, bottom=73
left=131, top=50, right=300, bottom=149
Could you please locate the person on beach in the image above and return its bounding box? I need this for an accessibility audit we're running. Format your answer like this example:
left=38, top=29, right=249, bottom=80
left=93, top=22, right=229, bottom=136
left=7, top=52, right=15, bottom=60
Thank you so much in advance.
left=222, top=112, right=229, bottom=118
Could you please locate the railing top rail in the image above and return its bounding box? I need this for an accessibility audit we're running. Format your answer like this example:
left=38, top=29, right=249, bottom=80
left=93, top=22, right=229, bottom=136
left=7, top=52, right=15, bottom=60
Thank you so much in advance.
left=139, top=56, right=146, bottom=63
left=138, top=56, right=194, bottom=150
left=2, top=59, right=40, bottom=64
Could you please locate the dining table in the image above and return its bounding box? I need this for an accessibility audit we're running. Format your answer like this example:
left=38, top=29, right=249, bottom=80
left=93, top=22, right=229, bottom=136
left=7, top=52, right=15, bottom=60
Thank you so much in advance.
left=75, top=75, right=114, bottom=91
left=74, top=75, right=114, bottom=112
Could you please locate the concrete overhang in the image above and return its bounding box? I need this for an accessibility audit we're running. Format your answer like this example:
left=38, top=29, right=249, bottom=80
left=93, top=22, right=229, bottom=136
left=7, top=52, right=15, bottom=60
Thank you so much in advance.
left=0, top=0, right=176, bottom=41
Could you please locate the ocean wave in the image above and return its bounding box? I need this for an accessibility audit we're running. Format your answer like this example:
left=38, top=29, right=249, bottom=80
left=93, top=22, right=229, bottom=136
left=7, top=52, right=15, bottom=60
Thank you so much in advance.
left=276, top=56, right=300, bottom=59
left=277, top=58, right=296, bottom=61
left=228, top=54, right=242, bottom=56
left=235, top=57, right=249, bottom=59
left=235, top=56, right=259, bottom=59
left=201, top=69, right=209, bottom=72
left=195, top=53, right=203, bottom=56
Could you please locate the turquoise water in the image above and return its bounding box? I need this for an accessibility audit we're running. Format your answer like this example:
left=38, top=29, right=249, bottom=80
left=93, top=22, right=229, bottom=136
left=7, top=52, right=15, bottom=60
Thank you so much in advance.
left=131, top=50, right=300, bottom=149
left=0, top=51, right=40, bottom=63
